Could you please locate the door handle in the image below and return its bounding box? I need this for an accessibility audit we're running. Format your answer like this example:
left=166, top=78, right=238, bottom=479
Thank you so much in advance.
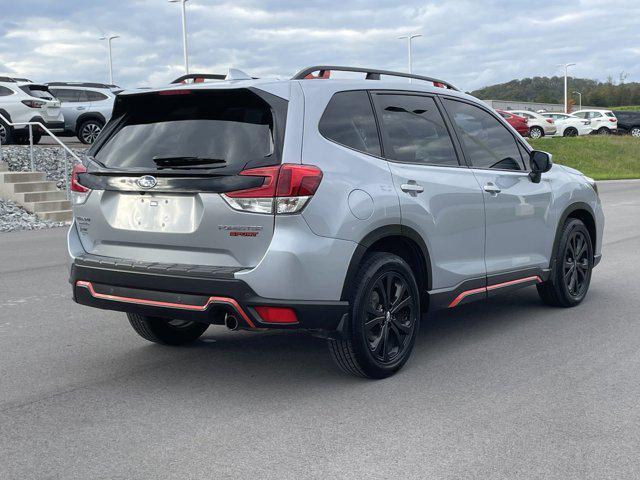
left=483, top=183, right=501, bottom=195
left=401, top=182, right=424, bottom=194
left=76, top=106, right=86, bottom=111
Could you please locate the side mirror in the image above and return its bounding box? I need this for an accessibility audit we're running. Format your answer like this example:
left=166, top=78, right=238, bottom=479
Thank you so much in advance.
left=529, top=150, right=553, bottom=183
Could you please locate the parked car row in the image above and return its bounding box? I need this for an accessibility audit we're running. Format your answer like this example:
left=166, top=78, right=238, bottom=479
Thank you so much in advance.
left=0, top=77, right=119, bottom=145
left=496, top=106, right=622, bottom=138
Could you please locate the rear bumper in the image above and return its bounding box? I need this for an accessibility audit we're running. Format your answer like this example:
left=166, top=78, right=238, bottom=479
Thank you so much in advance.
left=70, top=255, right=349, bottom=333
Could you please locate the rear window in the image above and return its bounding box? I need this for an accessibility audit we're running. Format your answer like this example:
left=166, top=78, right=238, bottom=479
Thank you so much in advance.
left=19, top=86, right=55, bottom=100
left=94, top=89, right=285, bottom=172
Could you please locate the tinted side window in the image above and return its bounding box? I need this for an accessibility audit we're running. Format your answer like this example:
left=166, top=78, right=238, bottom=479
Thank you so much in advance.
left=50, top=89, right=82, bottom=102
left=319, top=91, right=381, bottom=156
left=0, top=86, right=13, bottom=96
left=373, top=94, right=458, bottom=166
left=443, top=99, right=524, bottom=171
left=86, top=91, right=108, bottom=101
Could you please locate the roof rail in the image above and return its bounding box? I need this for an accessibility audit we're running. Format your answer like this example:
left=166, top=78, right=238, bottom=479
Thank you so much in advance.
left=0, top=76, right=17, bottom=83
left=171, top=73, right=227, bottom=84
left=12, top=77, right=33, bottom=83
left=44, top=82, right=120, bottom=89
left=292, top=66, right=459, bottom=91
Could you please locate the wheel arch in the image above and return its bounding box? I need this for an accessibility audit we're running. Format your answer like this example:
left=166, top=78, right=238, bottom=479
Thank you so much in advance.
left=341, top=225, right=432, bottom=311
left=0, top=109, right=12, bottom=123
left=75, top=112, right=106, bottom=133
left=551, top=202, right=597, bottom=270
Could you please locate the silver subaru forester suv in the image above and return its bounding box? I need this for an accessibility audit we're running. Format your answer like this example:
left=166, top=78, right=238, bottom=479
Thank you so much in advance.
left=68, top=66, right=604, bottom=378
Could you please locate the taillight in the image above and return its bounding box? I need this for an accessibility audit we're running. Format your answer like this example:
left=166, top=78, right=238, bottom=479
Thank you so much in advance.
left=70, top=164, right=91, bottom=205
left=609, top=118, right=616, bottom=122
left=546, top=118, right=554, bottom=124
left=158, top=89, right=192, bottom=96
left=254, top=306, right=298, bottom=324
left=222, top=164, right=323, bottom=214
left=21, top=100, right=46, bottom=109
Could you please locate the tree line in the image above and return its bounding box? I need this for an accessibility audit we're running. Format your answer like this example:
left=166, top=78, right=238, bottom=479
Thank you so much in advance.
left=470, top=75, right=640, bottom=108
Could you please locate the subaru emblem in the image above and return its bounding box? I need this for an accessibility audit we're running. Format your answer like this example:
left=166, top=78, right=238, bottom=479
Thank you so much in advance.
left=137, top=175, right=157, bottom=189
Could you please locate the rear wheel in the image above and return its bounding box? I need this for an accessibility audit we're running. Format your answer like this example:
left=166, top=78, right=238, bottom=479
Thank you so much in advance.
left=596, top=127, right=611, bottom=135
left=127, top=313, right=209, bottom=345
left=328, top=253, right=420, bottom=379
left=0, top=119, right=13, bottom=145
left=563, top=127, right=578, bottom=137
left=78, top=119, right=104, bottom=144
left=630, top=126, right=640, bottom=138
left=537, top=218, right=593, bottom=307
left=529, top=126, right=544, bottom=139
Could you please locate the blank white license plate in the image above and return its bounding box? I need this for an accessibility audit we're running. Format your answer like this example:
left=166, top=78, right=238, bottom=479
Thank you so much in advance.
left=110, top=194, right=198, bottom=233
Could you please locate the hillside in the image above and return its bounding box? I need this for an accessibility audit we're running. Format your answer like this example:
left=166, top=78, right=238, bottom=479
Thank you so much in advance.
left=470, top=76, right=640, bottom=108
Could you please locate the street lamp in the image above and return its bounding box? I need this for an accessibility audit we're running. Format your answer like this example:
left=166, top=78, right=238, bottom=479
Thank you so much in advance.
left=99, top=35, right=120, bottom=85
left=573, top=91, right=582, bottom=111
left=558, top=63, right=576, bottom=113
left=169, top=0, right=190, bottom=74
left=397, top=34, right=422, bottom=82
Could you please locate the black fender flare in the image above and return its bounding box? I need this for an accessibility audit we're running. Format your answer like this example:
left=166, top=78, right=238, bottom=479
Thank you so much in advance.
left=340, top=225, right=433, bottom=301
left=0, top=109, right=12, bottom=124
left=549, top=201, right=596, bottom=271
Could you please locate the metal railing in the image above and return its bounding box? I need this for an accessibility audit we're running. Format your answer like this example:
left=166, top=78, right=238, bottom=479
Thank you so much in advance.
left=0, top=113, right=82, bottom=199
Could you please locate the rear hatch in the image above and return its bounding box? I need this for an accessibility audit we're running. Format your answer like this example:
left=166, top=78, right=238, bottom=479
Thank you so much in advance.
left=19, top=84, right=61, bottom=119
left=73, top=87, right=288, bottom=268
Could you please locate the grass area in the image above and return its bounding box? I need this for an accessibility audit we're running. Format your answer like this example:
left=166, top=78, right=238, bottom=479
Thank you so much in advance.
left=528, top=135, right=640, bottom=180
left=609, top=106, right=640, bottom=111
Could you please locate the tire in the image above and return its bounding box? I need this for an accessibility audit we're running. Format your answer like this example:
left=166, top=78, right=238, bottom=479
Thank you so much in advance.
left=0, top=119, right=13, bottom=145
left=15, top=132, right=42, bottom=145
left=630, top=126, right=640, bottom=138
left=537, top=218, right=593, bottom=308
left=529, top=126, right=544, bottom=139
left=328, top=252, right=421, bottom=379
left=127, top=313, right=209, bottom=345
left=563, top=127, right=578, bottom=137
left=597, top=127, right=610, bottom=135
left=77, top=119, right=104, bottom=144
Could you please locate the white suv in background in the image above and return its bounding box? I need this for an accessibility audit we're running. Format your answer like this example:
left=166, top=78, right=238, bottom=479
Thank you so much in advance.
left=0, top=77, right=64, bottom=144
left=509, top=109, right=557, bottom=138
left=541, top=112, right=592, bottom=137
left=573, top=109, right=618, bottom=135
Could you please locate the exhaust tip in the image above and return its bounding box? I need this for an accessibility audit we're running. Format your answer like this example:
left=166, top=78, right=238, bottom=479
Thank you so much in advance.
left=224, top=314, right=239, bottom=331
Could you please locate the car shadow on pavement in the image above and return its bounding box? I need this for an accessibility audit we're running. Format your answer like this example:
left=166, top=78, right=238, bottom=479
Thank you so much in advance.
left=123, top=288, right=550, bottom=389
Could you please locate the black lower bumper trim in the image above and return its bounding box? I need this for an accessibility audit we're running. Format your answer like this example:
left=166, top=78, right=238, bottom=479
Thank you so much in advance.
left=71, top=259, right=349, bottom=331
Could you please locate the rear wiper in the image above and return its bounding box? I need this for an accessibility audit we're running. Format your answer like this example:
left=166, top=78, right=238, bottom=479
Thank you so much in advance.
left=152, top=156, right=227, bottom=169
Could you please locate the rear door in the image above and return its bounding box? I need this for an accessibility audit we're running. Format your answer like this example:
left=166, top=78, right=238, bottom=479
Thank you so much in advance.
left=371, top=92, right=486, bottom=293
left=74, top=87, right=288, bottom=268
left=441, top=98, right=554, bottom=278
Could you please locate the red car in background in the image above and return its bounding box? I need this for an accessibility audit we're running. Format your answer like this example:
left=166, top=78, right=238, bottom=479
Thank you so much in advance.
left=496, top=109, right=529, bottom=136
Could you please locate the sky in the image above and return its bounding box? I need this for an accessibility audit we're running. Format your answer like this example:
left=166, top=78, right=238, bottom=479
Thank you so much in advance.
left=0, top=0, right=638, bottom=91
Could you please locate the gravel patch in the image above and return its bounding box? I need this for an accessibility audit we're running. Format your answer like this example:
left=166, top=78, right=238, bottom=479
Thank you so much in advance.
left=0, top=145, right=87, bottom=189
left=0, top=198, right=65, bottom=232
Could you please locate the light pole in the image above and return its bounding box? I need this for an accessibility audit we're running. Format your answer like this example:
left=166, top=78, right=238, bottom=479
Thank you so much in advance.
left=169, top=0, right=190, bottom=74
left=558, top=63, right=576, bottom=113
left=573, top=91, right=582, bottom=111
left=397, top=34, right=422, bottom=82
left=99, top=35, right=119, bottom=84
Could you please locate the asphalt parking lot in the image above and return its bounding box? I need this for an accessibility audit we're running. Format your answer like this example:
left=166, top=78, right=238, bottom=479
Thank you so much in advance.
left=1, top=180, right=639, bottom=479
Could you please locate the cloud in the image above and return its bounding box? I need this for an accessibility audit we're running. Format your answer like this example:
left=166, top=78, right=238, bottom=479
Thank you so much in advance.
left=0, top=0, right=637, bottom=90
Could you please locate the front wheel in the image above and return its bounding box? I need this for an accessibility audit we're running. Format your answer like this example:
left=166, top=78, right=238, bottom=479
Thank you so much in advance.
left=127, top=313, right=209, bottom=345
left=563, top=127, right=578, bottom=137
left=630, top=126, right=640, bottom=138
left=529, top=126, right=544, bottom=139
left=328, top=253, right=420, bottom=379
left=596, top=127, right=611, bottom=135
left=537, top=218, right=593, bottom=307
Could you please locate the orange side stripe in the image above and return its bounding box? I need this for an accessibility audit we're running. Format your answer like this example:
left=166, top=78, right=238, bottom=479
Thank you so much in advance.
left=448, top=275, right=542, bottom=308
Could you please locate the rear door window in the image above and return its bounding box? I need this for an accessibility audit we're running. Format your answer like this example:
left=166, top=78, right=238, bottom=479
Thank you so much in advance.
left=372, top=93, right=459, bottom=167
left=0, top=86, right=13, bottom=97
left=94, top=89, right=284, bottom=172
left=86, top=91, right=109, bottom=102
left=50, top=89, right=83, bottom=102
left=443, top=99, right=525, bottom=171
left=319, top=91, right=381, bottom=156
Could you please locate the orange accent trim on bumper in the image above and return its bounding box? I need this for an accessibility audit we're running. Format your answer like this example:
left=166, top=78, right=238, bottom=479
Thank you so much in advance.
left=448, top=275, right=542, bottom=308
left=75, top=281, right=256, bottom=328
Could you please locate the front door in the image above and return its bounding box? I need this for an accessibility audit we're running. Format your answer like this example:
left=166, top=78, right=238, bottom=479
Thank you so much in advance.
left=441, top=98, right=554, bottom=280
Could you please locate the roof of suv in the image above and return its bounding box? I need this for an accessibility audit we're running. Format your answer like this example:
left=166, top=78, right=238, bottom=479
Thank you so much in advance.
left=118, top=65, right=471, bottom=103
